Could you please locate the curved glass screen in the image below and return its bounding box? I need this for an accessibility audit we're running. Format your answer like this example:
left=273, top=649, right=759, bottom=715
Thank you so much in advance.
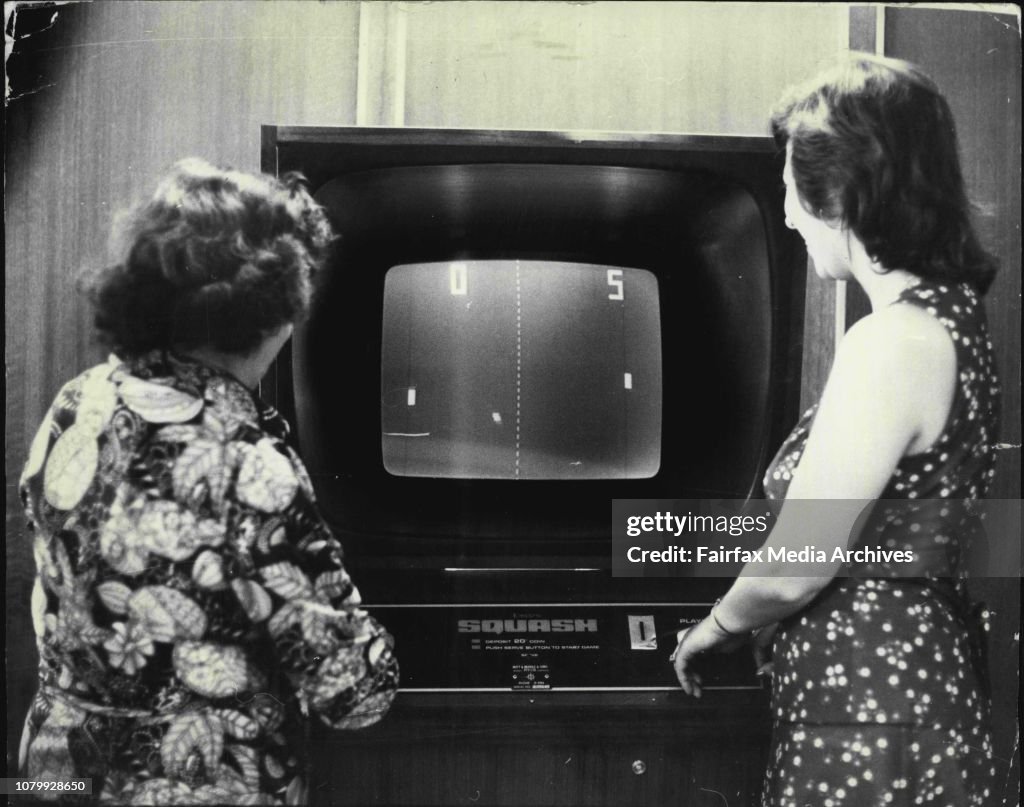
left=381, top=260, right=662, bottom=479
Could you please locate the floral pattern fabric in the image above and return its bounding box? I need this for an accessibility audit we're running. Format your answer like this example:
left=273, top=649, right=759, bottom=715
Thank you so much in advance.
left=19, top=351, right=399, bottom=805
left=761, top=281, right=999, bottom=806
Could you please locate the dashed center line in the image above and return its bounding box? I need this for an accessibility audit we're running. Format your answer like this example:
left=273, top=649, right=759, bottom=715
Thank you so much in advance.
left=515, top=260, right=522, bottom=480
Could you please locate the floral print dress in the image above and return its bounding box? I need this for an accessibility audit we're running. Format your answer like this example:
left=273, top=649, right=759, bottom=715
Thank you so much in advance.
left=19, top=351, right=399, bottom=805
left=761, top=281, right=999, bottom=807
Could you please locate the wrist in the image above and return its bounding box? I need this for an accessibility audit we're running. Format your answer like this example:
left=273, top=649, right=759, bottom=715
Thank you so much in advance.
left=710, top=599, right=743, bottom=638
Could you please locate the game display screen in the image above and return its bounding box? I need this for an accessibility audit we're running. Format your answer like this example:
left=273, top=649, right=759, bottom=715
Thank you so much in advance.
left=381, top=260, right=662, bottom=480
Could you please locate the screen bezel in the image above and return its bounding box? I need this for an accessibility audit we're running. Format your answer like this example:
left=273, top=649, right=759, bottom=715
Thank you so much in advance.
left=261, top=128, right=806, bottom=561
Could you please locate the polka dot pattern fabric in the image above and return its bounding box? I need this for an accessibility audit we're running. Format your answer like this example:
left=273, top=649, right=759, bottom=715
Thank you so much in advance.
left=761, top=281, right=999, bottom=806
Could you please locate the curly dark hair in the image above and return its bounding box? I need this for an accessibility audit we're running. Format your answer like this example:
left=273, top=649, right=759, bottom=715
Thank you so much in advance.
left=85, top=158, right=335, bottom=357
left=771, top=53, right=996, bottom=293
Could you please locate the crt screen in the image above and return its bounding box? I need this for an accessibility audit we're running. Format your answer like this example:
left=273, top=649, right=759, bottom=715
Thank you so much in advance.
left=381, top=261, right=662, bottom=480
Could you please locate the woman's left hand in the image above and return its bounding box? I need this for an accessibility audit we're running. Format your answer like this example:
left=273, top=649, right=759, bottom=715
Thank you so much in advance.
left=670, top=618, right=746, bottom=697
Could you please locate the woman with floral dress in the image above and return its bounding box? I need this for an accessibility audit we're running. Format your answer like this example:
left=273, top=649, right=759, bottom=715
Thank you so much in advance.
left=19, top=159, right=398, bottom=805
left=671, top=56, right=999, bottom=805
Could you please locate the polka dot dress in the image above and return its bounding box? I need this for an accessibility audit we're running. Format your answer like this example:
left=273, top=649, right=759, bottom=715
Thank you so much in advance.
left=761, top=281, right=1000, bottom=807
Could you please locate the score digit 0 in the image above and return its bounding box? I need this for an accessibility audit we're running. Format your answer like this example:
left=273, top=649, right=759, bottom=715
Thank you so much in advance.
left=607, top=269, right=624, bottom=300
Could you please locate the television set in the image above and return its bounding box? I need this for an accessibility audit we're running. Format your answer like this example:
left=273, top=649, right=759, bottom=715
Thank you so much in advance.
left=262, top=127, right=805, bottom=569
left=260, top=125, right=806, bottom=803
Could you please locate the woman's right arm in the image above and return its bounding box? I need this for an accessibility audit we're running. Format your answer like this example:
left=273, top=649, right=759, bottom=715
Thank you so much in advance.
left=674, top=306, right=956, bottom=692
left=718, top=303, right=958, bottom=621
left=233, top=436, right=399, bottom=730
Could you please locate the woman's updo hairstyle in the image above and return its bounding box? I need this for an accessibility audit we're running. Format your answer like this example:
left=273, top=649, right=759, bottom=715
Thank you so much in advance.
left=771, top=53, right=996, bottom=293
left=87, top=158, right=335, bottom=357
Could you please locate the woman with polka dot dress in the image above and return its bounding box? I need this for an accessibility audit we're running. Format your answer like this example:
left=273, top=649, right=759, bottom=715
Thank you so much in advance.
left=670, top=55, right=999, bottom=806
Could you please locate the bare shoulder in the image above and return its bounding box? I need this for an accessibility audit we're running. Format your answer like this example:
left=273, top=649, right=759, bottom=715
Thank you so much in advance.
left=824, top=301, right=958, bottom=455
left=836, top=303, right=956, bottom=379
left=815, top=300, right=958, bottom=457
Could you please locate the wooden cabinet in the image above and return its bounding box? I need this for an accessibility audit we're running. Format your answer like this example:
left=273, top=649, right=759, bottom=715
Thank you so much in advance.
left=311, top=693, right=770, bottom=806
